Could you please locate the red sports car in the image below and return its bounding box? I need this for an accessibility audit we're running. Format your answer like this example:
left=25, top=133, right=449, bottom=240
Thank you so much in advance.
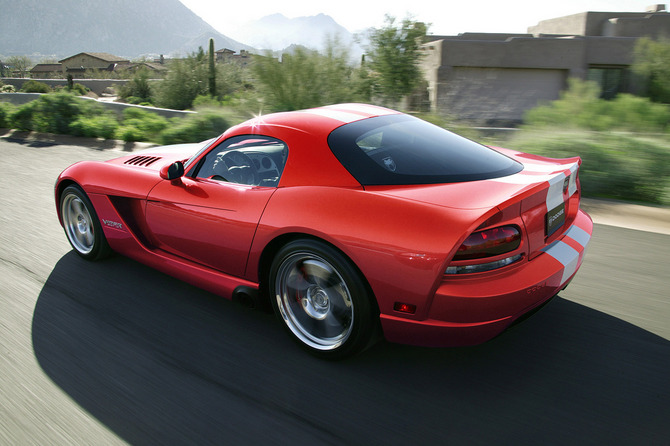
left=56, top=104, right=592, bottom=358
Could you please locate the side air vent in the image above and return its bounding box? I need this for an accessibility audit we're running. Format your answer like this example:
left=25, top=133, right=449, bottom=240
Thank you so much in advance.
left=124, top=156, right=162, bottom=167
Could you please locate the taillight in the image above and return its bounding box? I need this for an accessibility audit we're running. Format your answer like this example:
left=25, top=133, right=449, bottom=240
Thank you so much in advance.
left=453, top=226, right=521, bottom=260
left=447, top=225, right=522, bottom=274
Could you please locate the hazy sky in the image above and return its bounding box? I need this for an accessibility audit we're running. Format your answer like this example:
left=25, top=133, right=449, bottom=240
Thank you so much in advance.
left=179, top=0, right=663, bottom=39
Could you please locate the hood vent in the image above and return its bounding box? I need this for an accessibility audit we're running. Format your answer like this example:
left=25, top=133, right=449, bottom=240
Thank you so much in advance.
left=124, top=155, right=162, bottom=167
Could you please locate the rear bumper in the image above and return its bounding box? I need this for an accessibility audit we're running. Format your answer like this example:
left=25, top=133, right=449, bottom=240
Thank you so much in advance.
left=380, top=209, right=593, bottom=347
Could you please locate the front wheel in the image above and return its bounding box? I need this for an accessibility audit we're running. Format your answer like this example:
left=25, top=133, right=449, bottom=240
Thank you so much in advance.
left=60, top=185, right=111, bottom=261
left=269, top=239, right=378, bottom=359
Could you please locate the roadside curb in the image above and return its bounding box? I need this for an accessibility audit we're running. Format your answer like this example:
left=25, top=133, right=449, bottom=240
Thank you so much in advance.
left=0, top=128, right=157, bottom=152
left=581, top=198, right=670, bottom=235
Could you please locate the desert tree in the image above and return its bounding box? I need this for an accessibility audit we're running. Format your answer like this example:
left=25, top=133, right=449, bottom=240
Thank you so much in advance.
left=633, top=37, right=670, bottom=103
left=365, top=16, right=429, bottom=107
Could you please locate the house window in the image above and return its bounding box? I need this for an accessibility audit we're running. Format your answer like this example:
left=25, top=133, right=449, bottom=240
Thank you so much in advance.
left=587, top=66, right=630, bottom=99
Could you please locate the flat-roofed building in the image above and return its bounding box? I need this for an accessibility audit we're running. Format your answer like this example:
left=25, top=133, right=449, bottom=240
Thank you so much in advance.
left=421, top=5, right=670, bottom=125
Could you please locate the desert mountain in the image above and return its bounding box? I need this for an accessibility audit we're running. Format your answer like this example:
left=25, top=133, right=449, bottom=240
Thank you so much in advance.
left=232, top=13, right=363, bottom=56
left=0, top=0, right=251, bottom=59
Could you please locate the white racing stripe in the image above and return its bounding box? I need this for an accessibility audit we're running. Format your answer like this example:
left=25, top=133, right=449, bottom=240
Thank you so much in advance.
left=545, top=172, right=567, bottom=211
left=545, top=163, right=579, bottom=212
left=302, top=108, right=367, bottom=123
left=492, top=162, right=579, bottom=205
left=519, top=162, right=570, bottom=173
left=568, top=163, right=578, bottom=196
left=542, top=239, right=580, bottom=284
left=541, top=222, right=590, bottom=284
left=491, top=172, right=557, bottom=184
left=565, top=225, right=591, bottom=248
left=323, top=103, right=391, bottom=115
left=303, top=104, right=396, bottom=123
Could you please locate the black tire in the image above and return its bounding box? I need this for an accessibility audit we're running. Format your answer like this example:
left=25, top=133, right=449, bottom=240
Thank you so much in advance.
left=269, top=239, right=377, bottom=359
left=59, top=185, right=112, bottom=261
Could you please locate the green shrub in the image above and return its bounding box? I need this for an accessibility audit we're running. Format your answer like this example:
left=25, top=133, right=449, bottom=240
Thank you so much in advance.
left=70, top=83, right=89, bottom=96
left=125, top=96, right=146, bottom=105
left=115, top=125, right=145, bottom=142
left=5, top=92, right=169, bottom=141
left=119, top=67, right=153, bottom=103
left=32, top=92, right=100, bottom=134
left=524, top=79, right=670, bottom=133
left=605, top=94, right=670, bottom=132
left=193, top=94, right=222, bottom=108
left=1, top=84, right=16, bottom=93
left=152, top=56, right=208, bottom=110
left=20, top=80, right=51, bottom=93
left=518, top=79, right=670, bottom=204
left=9, top=100, right=39, bottom=130
left=0, top=102, right=15, bottom=128
left=7, top=91, right=107, bottom=134
left=70, top=114, right=119, bottom=139
left=159, top=109, right=231, bottom=145
left=509, top=129, right=670, bottom=204
left=118, top=107, right=169, bottom=142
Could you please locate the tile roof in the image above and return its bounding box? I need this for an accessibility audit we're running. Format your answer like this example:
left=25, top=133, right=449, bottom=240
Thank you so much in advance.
left=30, top=63, right=63, bottom=72
left=59, top=52, right=129, bottom=63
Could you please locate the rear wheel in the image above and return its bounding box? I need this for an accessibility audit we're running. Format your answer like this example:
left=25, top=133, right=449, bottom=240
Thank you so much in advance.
left=269, top=239, right=377, bottom=359
left=60, top=185, right=111, bottom=261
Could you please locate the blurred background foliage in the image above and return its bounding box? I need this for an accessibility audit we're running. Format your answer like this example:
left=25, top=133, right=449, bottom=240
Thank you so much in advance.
left=507, top=78, right=670, bottom=205
left=1, top=19, right=669, bottom=204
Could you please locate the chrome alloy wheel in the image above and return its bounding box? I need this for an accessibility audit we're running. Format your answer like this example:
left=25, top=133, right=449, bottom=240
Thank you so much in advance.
left=62, top=193, right=95, bottom=255
left=275, top=252, right=354, bottom=351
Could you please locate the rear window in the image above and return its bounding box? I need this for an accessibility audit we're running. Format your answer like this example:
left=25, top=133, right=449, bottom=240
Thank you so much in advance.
left=327, top=114, right=522, bottom=185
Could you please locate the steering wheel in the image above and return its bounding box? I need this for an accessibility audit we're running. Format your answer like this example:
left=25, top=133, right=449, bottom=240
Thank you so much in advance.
left=217, top=150, right=259, bottom=185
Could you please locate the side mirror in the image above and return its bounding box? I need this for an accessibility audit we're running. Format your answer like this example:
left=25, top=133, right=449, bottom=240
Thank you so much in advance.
left=160, top=161, right=184, bottom=181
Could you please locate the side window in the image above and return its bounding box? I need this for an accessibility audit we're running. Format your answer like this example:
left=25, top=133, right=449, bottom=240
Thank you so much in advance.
left=193, top=135, right=288, bottom=187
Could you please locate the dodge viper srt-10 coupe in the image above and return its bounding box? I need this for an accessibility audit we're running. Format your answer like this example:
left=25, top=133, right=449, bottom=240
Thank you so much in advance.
left=56, top=103, right=592, bottom=358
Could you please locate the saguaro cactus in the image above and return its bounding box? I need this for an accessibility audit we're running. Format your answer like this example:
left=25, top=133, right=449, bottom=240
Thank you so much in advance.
left=208, top=38, right=216, bottom=98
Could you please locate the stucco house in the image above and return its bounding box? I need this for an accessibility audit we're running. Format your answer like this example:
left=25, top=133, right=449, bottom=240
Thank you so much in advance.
left=58, top=52, right=130, bottom=78
left=215, top=48, right=252, bottom=67
left=29, top=63, right=63, bottom=78
left=118, top=61, right=168, bottom=75
left=421, top=5, right=670, bottom=125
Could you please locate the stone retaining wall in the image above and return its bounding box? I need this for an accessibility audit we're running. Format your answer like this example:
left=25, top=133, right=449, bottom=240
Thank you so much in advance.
left=1, top=78, right=129, bottom=95
left=0, top=92, right=195, bottom=120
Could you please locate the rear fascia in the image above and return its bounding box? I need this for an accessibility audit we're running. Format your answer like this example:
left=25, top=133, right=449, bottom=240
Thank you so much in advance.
left=380, top=206, right=592, bottom=347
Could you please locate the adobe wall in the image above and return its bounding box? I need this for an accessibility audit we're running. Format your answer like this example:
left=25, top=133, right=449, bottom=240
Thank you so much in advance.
left=604, top=14, right=670, bottom=38
left=585, top=37, right=636, bottom=65
left=527, top=12, right=590, bottom=36
left=437, top=36, right=587, bottom=75
left=421, top=34, right=640, bottom=124
left=529, top=11, right=670, bottom=37
left=434, top=67, right=567, bottom=125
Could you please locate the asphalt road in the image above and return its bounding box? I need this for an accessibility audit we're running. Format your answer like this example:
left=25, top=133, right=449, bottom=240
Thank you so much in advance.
left=1, top=137, right=669, bottom=445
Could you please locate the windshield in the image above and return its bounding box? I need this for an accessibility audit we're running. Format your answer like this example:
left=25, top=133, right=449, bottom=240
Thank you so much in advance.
left=328, top=114, right=522, bottom=185
left=184, top=138, right=220, bottom=171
